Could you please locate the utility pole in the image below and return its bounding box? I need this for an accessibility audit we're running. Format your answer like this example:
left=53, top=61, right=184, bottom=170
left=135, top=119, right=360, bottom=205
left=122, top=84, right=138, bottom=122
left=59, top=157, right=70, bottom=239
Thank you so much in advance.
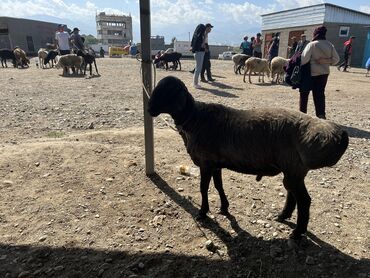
left=139, top=0, right=154, bottom=175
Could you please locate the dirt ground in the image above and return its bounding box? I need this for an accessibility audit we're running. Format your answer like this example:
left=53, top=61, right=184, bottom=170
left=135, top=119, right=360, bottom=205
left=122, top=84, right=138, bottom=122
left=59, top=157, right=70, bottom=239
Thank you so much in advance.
left=0, top=57, right=369, bottom=278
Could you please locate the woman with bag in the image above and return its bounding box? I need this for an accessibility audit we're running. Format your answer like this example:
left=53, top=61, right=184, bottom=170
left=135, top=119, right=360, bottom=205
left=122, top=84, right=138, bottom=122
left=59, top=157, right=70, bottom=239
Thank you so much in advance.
left=299, top=26, right=339, bottom=119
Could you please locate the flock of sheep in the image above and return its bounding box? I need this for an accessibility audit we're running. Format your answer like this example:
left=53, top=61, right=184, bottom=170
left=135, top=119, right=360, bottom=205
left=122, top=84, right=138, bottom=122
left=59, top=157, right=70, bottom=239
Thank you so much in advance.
left=0, top=46, right=98, bottom=76
left=232, top=53, right=289, bottom=84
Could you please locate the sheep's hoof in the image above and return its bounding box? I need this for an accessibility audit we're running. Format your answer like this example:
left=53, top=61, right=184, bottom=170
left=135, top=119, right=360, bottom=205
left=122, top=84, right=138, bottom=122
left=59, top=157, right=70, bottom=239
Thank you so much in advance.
left=196, top=211, right=208, bottom=220
left=218, top=208, right=230, bottom=216
left=275, top=213, right=291, bottom=222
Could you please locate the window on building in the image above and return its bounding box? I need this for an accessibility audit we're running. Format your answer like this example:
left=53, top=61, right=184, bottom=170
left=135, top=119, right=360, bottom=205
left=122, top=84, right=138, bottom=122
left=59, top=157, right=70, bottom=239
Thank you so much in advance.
left=98, top=30, right=102, bottom=35
left=26, top=36, right=35, bottom=52
left=339, top=26, right=350, bottom=37
left=0, top=28, right=8, bottom=34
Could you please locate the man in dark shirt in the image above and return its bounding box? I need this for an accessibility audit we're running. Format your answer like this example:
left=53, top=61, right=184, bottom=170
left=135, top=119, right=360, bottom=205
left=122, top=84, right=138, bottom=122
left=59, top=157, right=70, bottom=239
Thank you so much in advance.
left=70, top=27, right=85, bottom=53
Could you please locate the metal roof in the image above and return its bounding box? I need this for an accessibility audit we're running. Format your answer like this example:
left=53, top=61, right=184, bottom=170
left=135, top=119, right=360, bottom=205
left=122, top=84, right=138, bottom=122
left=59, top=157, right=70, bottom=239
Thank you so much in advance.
left=261, top=3, right=370, bottom=30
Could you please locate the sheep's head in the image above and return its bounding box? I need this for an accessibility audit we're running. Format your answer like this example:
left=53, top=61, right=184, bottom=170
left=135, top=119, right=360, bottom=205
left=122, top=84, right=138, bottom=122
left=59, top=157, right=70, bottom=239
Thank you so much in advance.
left=148, top=76, right=193, bottom=118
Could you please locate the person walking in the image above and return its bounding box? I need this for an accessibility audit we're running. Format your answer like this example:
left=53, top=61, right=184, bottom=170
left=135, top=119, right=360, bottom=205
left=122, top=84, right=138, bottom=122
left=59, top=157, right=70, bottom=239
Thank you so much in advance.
left=299, top=26, right=339, bottom=119
left=55, top=24, right=70, bottom=55
left=191, top=23, right=212, bottom=88
left=337, top=36, right=355, bottom=72
left=295, top=34, right=309, bottom=53
left=200, top=24, right=215, bottom=82
left=252, top=33, right=263, bottom=58
left=240, top=36, right=251, bottom=55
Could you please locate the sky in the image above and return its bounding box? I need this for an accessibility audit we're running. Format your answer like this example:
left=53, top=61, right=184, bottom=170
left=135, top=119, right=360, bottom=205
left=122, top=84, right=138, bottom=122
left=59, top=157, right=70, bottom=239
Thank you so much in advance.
left=1, top=0, right=370, bottom=46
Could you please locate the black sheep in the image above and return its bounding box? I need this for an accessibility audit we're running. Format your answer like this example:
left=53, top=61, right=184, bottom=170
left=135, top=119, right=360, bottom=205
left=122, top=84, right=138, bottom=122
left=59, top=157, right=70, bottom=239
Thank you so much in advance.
left=158, top=52, right=182, bottom=71
left=0, top=49, right=16, bottom=68
left=43, top=50, right=59, bottom=67
left=77, top=50, right=99, bottom=75
left=148, top=76, right=349, bottom=240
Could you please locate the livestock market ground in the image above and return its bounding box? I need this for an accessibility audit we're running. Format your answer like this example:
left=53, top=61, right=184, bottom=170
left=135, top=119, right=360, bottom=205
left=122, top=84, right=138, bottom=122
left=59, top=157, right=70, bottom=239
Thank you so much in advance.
left=0, top=57, right=369, bottom=278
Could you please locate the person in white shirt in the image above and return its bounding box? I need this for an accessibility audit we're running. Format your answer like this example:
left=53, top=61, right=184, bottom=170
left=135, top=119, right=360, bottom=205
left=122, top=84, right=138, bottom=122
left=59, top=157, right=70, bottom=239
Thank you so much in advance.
left=55, top=24, right=70, bottom=55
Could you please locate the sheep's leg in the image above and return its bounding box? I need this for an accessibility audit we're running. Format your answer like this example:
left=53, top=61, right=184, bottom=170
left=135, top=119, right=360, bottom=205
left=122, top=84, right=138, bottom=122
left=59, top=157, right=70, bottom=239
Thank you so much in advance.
left=249, top=70, right=252, bottom=84
left=212, top=169, right=229, bottom=215
left=284, top=176, right=311, bottom=239
left=94, top=61, right=99, bottom=75
left=277, top=191, right=296, bottom=221
left=198, top=167, right=212, bottom=219
left=89, top=63, right=92, bottom=75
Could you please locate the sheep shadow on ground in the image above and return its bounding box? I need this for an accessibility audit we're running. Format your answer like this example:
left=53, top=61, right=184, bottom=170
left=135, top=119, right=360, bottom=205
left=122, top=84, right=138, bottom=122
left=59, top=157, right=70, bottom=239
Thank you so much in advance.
left=148, top=172, right=370, bottom=278
left=341, top=125, right=370, bottom=139
left=253, top=82, right=274, bottom=87
left=59, top=74, right=87, bottom=78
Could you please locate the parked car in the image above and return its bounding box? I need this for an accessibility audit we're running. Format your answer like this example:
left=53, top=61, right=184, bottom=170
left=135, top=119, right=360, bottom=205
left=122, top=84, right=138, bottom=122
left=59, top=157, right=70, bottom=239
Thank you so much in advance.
left=218, top=51, right=236, bottom=60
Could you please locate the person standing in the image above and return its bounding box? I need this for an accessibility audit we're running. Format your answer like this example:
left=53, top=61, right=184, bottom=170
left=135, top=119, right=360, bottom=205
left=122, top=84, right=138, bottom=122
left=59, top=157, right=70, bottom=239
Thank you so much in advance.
left=295, top=34, right=309, bottom=53
left=70, top=27, right=85, bottom=53
left=191, top=23, right=210, bottom=88
left=99, top=47, right=105, bottom=58
left=240, top=36, right=251, bottom=55
left=249, top=37, right=255, bottom=56
left=337, top=36, right=355, bottom=72
left=55, top=24, right=70, bottom=55
left=252, top=33, right=263, bottom=58
left=267, top=33, right=279, bottom=64
left=200, top=24, right=215, bottom=83
left=299, top=26, right=339, bottom=119
left=288, top=36, right=298, bottom=58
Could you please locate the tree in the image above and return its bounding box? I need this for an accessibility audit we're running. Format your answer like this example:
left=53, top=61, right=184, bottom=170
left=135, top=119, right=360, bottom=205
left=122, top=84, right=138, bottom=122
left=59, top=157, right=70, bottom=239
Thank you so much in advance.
left=82, top=34, right=99, bottom=46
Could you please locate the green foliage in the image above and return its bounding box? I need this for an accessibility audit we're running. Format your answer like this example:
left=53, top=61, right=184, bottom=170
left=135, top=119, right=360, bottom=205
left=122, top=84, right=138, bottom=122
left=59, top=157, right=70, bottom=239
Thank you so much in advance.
left=82, top=34, right=99, bottom=46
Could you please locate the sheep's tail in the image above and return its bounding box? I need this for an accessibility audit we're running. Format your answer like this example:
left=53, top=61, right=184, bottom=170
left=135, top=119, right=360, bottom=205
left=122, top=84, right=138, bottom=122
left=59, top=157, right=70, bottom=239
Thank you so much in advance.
left=299, top=123, right=349, bottom=169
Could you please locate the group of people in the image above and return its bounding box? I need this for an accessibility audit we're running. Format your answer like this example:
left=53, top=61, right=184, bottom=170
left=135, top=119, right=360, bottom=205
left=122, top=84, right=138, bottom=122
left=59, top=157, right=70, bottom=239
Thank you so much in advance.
left=189, top=22, right=357, bottom=120
left=239, top=33, right=263, bottom=58
left=54, top=24, right=85, bottom=55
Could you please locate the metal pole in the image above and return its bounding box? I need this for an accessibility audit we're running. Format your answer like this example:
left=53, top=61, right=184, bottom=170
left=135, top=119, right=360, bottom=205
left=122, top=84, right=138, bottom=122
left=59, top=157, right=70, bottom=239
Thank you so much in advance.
left=139, top=0, right=155, bottom=175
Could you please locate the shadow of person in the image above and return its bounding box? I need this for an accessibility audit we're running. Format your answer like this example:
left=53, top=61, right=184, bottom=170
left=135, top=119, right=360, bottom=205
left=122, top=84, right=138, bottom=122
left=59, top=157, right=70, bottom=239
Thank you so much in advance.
left=149, top=172, right=370, bottom=277
left=198, top=87, right=239, bottom=98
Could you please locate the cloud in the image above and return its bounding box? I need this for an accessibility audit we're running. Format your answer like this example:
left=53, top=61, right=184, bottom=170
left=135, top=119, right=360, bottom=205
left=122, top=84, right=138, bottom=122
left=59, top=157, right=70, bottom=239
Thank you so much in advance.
left=275, top=0, right=324, bottom=10
left=151, top=0, right=212, bottom=26
left=0, top=0, right=125, bottom=20
left=218, top=2, right=275, bottom=25
left=359, top=5, right=370, bottom=14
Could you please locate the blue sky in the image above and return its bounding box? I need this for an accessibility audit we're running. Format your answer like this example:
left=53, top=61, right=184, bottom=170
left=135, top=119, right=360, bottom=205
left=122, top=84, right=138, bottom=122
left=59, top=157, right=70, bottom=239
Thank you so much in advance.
left=1, top=0, right=369, bottom=45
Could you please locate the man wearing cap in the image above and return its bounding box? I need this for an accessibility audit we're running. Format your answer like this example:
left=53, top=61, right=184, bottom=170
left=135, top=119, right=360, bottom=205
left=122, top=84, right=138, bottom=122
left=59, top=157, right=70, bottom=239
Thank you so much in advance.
left=337, top=36, right=355, bottom=72
left=70, top=27, right=85, bottom=53
left=295, top=34, right=309, bottom=53
left=55, top=24, right=70, bottom=55
left=190, top=23, right=213, bottom=88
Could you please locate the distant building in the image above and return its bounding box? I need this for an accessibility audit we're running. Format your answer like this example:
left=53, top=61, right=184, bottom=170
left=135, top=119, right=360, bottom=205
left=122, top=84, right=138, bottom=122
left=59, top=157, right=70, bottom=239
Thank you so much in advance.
left=96, top=12, right=133, bottom=46
left=261, top=3, right=370, bottom=67
left=174, top=40, right=230, bottom=58
left=0, top=16, right=61, bottom=54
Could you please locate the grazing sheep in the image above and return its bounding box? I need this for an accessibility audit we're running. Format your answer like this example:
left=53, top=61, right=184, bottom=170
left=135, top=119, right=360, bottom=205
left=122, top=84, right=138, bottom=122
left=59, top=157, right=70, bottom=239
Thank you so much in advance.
left=13, top=47, right=30, bottom=68
left=232, top=54, right=250, bottom=74
left=55, top=54, right=83, bottom=76
left=158, top=52, right=182, bottom=71
left=148, top=76, right=349, bottom=240
left=0, top=49, right=16, bottom=68
left=43, top=50, right=59, bottom=68
left=271, top=56, right=290, bottom=84
left=76, top=50, right=99, bottom=76
left=243, top=57, right=270, bottom=84
left=38, top=48, right=49, bottom=69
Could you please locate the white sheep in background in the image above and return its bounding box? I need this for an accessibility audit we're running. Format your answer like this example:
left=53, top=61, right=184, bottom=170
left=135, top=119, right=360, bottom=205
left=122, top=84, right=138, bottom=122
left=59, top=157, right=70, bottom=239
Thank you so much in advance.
left=38, top=48, right=49, bottom=69
left=232, top=54, right=250, bottom=74
left=55, top=54, right=83, bottom=76
left=243, top=57, right=270, bottom=84
left=271, top=56, right=290, bottom=84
